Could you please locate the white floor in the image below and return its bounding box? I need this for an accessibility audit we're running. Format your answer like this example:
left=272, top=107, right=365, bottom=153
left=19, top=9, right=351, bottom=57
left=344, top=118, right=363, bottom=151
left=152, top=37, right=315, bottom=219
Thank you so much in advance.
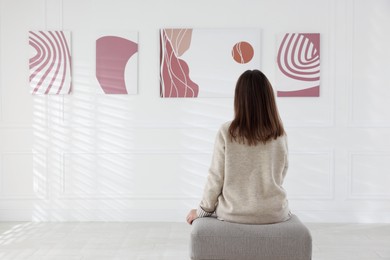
left=0, top=221, right=389, bottom=260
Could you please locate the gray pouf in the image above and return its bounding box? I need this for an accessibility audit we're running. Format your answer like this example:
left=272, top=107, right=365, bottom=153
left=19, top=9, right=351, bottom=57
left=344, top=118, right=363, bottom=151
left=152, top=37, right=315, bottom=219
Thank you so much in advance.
left=190, top=214, right=312, bottom=260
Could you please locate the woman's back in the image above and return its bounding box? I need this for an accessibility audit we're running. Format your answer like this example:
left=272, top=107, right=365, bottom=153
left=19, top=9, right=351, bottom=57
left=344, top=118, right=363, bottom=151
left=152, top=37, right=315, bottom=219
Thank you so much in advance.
left=212, top=122, right=290, bottom=224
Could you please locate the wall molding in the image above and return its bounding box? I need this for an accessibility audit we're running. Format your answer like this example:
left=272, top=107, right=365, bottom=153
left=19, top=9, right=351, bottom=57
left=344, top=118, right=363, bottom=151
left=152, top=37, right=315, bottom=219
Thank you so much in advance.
left=287, top=150, right=335, bottom=200
left=347, top=0, right=390, bottom=127
left=347, top=151, right=390, bottom=200
left=0, top=151, right=48, bottom=200
left=328, top=0, right=337, bottom=128
left=57, top=150, right=335, bottom=201
left=58, top=151, right=212, bottom=199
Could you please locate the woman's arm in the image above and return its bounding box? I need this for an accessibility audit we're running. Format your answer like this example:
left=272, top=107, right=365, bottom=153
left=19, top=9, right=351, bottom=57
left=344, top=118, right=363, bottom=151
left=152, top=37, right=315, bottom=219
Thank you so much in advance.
left=197, top=129, right=225, bottom=217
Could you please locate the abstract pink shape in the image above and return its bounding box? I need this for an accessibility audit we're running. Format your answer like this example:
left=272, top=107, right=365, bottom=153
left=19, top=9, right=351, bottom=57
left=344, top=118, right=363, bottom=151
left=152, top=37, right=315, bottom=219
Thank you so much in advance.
left=164, top=29, right=193, bottom=57
left=277, top=33, right=320, bottom=97
left=160, top=29, right=199, bottom=98
left=277, top=86, right=319, bottom=97
left=231, top=41, right=254, bottom=64
left=28, top=31, right=72, bottom=95
left=96, top=36, right=138, bottom=94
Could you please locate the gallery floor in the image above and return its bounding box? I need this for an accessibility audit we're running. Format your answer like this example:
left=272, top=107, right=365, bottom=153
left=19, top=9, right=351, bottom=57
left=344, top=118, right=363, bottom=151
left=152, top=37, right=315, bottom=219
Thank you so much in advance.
left=0, top=221, right=389, bottom=260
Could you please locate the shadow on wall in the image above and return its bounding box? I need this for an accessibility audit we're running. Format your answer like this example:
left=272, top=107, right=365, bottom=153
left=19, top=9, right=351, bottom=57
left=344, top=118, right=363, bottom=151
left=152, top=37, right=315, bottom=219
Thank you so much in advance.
left=31, top=63, right=137, bottom=221
left=31, top=63, right=234, bottom=221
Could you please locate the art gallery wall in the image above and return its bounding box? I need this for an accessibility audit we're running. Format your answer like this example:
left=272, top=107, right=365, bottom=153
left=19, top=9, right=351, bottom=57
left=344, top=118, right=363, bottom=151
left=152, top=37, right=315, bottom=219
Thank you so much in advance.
left=0, top=0, right=389, bottom=222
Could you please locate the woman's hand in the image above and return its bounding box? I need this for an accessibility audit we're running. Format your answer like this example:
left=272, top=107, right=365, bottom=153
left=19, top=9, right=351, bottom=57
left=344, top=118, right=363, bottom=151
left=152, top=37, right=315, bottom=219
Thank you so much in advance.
left=186, top=209, right=198, bottom=225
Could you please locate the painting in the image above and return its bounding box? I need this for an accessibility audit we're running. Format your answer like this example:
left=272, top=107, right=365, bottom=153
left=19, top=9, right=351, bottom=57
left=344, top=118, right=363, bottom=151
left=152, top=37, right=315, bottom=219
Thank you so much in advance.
left=160, top=28, right=261, bottom=98
left=95, top=32, right=138, bottom=94
left=28, top=31, right=72, bottom=95
left=276, top=33, right=320, bottom=97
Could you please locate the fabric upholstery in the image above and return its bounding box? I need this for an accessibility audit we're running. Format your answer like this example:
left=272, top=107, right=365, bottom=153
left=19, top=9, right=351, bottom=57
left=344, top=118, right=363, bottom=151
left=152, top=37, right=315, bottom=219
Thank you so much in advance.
left=190, top=214, right=312, bottom=260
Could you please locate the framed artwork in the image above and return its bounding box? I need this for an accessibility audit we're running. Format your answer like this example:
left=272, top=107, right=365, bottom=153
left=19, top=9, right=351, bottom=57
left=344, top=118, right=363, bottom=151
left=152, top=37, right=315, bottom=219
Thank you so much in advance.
left=160, top=28, right=262, bottom=98
left=276, top=33, right=320, bottom=97
left=28, top=31, right=72, bottom=95
left=95, top=32, right=138, bottom=94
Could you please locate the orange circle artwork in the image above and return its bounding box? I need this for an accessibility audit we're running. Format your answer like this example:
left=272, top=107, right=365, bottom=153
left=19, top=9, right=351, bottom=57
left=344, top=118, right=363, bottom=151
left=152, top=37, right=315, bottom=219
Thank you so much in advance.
left=232, top=41, right=254, bottom=64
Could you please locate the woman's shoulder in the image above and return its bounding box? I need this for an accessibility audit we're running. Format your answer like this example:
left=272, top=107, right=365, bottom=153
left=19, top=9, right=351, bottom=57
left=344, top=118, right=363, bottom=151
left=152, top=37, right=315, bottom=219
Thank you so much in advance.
left=271, top=133, right=288, bottom=151
left=221, top=121, right=232, bottom=130
left=218, top=121, right=232, bottom=136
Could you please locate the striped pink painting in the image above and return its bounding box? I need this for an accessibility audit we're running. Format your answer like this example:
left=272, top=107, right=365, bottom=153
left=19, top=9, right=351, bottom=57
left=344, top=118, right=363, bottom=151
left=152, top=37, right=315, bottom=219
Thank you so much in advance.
left=29, top=31, right=72, bottom=95
left=276, top=33, right=320, bottom=97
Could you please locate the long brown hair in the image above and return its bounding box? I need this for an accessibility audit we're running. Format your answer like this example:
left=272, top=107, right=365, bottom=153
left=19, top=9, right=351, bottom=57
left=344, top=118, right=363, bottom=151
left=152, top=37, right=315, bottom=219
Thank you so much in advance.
left=228, top=70, right=285, bottom=145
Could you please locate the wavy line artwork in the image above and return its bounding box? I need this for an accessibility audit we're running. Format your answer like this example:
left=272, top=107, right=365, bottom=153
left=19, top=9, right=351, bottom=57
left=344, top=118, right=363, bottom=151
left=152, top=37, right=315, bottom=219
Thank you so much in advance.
left=276, top=33, right=320, bottom=97
left=96, top=35, right=138, bottom=94
left=28, top=31, right=72, bottom=95
left=160, top=28, right=261, bottom=97
left=160, top=29, right=199, bottom=98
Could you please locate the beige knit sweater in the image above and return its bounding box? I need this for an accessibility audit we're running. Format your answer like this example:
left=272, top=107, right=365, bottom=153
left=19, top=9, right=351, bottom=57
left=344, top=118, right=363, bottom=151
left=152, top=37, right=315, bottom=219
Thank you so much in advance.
left=197, top=122, right=291, bottom=224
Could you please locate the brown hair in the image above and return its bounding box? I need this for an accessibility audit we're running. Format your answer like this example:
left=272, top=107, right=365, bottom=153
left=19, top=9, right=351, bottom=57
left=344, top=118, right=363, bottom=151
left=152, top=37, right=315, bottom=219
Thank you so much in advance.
left=228, top=70, right=285, bottom=145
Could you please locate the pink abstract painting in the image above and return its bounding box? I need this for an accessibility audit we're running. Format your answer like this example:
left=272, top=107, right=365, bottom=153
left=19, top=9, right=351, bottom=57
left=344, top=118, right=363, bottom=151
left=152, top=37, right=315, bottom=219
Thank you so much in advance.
left=160, top=28, right=261, bottom=98
left=160, top=29, right=198, bottom=97
left=28, top=31, right=72, bottom=95
left=96, top=33, right=138, bottom=94
left=276, top=33, right=320, bottom=97
left=232, top=41, right=254, bottom=64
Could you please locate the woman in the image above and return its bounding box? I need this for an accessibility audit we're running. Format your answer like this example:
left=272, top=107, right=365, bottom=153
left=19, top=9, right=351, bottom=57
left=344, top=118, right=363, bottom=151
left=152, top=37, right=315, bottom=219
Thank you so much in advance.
left=186, top=69, right=290, bottom=225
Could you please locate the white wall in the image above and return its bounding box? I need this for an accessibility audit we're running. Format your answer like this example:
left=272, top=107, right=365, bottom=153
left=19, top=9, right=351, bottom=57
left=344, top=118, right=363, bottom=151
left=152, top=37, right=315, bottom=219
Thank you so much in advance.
left=0, top=0, right=389, bottom=222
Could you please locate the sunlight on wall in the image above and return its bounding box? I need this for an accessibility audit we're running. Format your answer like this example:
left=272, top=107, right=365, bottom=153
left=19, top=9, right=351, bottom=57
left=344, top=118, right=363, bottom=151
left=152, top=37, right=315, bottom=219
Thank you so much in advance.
left=1, top=0, right=389, bottom=223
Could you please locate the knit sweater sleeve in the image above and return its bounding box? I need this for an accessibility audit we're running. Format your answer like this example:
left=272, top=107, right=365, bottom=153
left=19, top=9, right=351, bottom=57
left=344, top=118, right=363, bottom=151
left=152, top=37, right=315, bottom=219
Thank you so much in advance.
left=282, top=135, right=289, bottom=180
left=197, top=128, right=225, bottom=218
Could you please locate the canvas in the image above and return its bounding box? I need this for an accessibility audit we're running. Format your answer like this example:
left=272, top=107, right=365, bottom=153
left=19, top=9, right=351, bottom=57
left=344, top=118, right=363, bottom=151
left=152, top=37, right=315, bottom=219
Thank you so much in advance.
left=276, top=33, right=320, bottom=97
left=95, top=32, right=138, bottom=94
left=28, top=31, right=72, bottom=95
left=160, top=28, right=261, bottom=98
